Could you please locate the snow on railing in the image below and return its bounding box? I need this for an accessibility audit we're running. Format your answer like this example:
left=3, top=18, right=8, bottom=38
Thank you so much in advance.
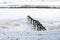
left=27, top=15, right=46, bottom=31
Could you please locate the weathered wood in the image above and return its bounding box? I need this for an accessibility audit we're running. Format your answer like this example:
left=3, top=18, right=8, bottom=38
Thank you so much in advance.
left=27, top=15, right=46, bottom=31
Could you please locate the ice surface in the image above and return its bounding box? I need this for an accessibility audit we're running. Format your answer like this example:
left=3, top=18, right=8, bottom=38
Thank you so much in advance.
left=0, top=9, right=60, bottom=40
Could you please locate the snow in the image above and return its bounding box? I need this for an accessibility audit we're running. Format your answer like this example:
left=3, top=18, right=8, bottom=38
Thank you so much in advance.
left=0, top=0, right=60, bottom=6
left=0, top=8, right=60, bottom=40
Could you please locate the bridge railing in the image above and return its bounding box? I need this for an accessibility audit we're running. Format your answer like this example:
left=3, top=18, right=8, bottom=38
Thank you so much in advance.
left=27, top=15, right=46, bottom=31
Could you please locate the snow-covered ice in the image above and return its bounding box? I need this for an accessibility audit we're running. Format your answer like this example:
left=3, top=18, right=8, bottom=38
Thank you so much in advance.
left=0, top=9, right=60, bottom=40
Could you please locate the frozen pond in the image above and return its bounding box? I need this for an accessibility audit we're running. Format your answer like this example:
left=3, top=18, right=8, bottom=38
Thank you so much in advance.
left=0, top=8, right=60, bottom=40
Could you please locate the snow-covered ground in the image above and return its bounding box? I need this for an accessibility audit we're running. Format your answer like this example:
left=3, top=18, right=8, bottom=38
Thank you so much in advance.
left=0, top=0, right=60, bottom=6
left=0, top=8, right=60, bottom=40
